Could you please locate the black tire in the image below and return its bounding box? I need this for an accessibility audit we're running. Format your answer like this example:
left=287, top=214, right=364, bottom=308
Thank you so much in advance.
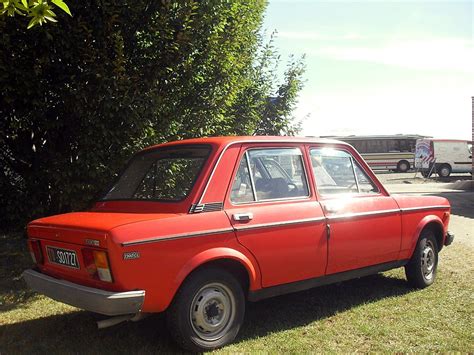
left=405, top=229, right=438, bottom=288
left=397, top=160, right=410, bottom=173
left=166, top=267, right=245, bottom=352
left=421, top=170, right=432, bottom=178
left=438, top=164, right=451, bottom=177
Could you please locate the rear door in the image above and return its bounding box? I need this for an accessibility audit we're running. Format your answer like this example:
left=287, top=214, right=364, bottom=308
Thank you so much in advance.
left=224, top=144, right=328, bottom=287
left=309, top=145, right=402, bottom=275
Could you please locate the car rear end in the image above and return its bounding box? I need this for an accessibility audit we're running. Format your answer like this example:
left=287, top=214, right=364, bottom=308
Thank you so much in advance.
left=24, top=222, right=145, bottom=316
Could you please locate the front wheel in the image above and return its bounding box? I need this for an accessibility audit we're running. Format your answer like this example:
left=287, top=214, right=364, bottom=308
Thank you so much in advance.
left=405, top=230, right=438, bottom=288
left=166, top=268, right=245, bottom=352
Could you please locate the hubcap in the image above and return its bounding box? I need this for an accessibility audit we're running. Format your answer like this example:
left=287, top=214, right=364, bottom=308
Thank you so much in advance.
left=190, top=283, right=235, bottom=341
left=421, top=241, right=436, bottom=280
left=440, top=168, right=449, bottom=177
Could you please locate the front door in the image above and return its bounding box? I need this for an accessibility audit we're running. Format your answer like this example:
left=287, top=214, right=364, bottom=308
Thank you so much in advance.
left=225, top=145, right=328, bottom=287
left=309, top=146, right=402, bottom=275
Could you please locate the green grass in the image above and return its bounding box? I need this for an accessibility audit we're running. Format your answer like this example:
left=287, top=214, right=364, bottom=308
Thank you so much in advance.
left=1, top=232, right=473, bottom=353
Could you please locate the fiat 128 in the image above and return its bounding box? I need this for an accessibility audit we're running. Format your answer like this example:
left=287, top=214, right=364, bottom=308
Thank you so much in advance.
left=23, top=136, right=454, bottom=351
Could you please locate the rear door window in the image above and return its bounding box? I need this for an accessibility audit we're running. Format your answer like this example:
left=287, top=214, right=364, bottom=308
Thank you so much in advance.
left=230, top=148, right=309, bottom=203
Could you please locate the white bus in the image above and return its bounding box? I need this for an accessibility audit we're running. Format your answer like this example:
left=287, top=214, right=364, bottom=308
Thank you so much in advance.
left=321, top=135, right=428, bottom=172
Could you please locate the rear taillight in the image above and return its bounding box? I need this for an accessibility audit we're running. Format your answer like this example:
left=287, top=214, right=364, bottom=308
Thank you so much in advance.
left=29, top=240, right=44, bottom=264
left=82, top=248, right=113, bottom=282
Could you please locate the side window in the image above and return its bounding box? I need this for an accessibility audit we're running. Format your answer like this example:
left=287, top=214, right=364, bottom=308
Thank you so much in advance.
left=310, top=148, right=379, bottom=196
left=230, top=154, right=255, bottom=203
left=230, top=148, right=309, bottom=203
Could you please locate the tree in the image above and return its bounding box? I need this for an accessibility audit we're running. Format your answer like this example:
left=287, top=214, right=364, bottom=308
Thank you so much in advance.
left=0, top=0, right=305, bottom=229
left=1, top=0, right=71, bottom=28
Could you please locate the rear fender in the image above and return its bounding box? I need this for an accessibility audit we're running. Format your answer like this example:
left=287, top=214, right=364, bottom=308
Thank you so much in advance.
left=173, top=247, right=261, bottom=294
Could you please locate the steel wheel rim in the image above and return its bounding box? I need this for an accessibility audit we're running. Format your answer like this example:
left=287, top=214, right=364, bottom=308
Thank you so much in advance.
left=421, top=240, right=436, bottom=280
left=189, top=282, right=236, bottom=341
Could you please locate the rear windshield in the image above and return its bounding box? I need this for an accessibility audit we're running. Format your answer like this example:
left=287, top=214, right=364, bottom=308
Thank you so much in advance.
left=102, top=145, right=211, bottom=202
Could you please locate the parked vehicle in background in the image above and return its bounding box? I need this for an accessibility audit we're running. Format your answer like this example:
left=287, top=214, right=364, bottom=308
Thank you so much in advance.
left=23, top=136, right=454, bottom=351
left=321, top=135, right=428, bottom=172
left=415, top=139, right=473, bottom=177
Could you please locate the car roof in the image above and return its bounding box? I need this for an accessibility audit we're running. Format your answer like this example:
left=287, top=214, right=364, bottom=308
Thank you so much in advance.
left=143, top=136, right=348, bottom=151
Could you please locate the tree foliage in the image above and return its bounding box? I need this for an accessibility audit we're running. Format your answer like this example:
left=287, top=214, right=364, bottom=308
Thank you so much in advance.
left=0, top=0, right=305, bottom=229
left=1, top=0, right=71, bottom=28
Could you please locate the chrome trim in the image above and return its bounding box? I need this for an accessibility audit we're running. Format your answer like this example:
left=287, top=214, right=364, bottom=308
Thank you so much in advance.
left=122, top=227, right=234, bottom=246
left=23, top=269, right=145, bottom=316
left=234, top=217, right=326, bottom=231
left=400, top=205, right=450, bottom=212
left=326, top=208, right=401, bottom=221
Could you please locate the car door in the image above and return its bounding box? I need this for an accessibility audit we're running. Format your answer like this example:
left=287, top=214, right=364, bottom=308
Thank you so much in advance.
left=225, top=144, right=328, bottom=288
left=309, top=145, right=402, bottom=275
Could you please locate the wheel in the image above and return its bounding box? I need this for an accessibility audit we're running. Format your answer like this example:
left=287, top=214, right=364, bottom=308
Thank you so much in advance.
left=166, top=267, right=245, bottom=352
left=438, top=164, right=451, bottom=177
left=405, top=230, right=438, bottom=288
left=397, top=160, right=410, bottom=173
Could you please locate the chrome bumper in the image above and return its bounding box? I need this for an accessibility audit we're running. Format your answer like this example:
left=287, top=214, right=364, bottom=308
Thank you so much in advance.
left=23, top=269, right=145, bottom=316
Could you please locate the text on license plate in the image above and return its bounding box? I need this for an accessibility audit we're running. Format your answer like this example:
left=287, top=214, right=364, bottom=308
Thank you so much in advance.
left=46, top=247, right=80, bottom=269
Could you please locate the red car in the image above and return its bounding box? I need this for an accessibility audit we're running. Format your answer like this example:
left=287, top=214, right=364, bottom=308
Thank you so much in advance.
left=23, top=136, right=454, bottom=351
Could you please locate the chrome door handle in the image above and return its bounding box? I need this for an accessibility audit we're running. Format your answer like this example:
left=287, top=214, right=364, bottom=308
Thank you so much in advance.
left=324, top=205, right=339, bottom=213
left=233, top=213, right=254, bottom=221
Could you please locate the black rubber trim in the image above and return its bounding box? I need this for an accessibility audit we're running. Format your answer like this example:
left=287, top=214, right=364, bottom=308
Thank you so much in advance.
left=248, top=259, right=409, bottom=302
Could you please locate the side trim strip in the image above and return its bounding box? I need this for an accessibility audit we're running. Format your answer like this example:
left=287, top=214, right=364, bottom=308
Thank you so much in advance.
left=248, top=259, right=409, bottom=302
left=234, top=217, right=326, bottom=231
left=122, top=227, right=234, bottom=246
left=400, top=205, right=450, bottom=213
left=122, top=205, right=448, bottom=245
left=326, top=209, right=400, bottom=221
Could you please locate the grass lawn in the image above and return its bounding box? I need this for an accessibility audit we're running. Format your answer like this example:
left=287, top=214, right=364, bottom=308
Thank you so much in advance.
left=1, top=223, right=473, bottom=353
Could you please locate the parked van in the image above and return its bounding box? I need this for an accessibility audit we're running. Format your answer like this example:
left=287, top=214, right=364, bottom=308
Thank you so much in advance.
left=415, top=139, right=472, bottom=177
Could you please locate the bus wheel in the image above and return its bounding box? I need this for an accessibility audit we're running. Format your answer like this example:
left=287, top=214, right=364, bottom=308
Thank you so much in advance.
left=397, top=160, right=410, bottom=173
left=438, top=164, right=451, bottom=177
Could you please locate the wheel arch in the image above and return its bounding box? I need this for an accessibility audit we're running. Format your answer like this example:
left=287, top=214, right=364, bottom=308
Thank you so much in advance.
left=410, top=215, right=445, bottom=256
left=170, top=247, right=261, bottom=307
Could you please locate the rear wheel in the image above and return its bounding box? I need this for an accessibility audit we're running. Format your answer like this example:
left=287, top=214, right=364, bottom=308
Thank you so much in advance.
left=397, top=160, right=410, bottom=173
left=167, top=268, right=245, bottom=352
left=405, top=230, right=438, bottom=288
left=438, top=164, right=451, bottom=177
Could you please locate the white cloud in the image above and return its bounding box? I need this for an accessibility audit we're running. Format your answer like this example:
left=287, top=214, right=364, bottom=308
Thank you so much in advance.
left=278, top=31, right=364, bottom=41
left=315, top=38, right=474, bottom=73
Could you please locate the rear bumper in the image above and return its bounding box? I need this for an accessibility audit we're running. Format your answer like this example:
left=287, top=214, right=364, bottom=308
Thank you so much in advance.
left=444, top=231, right=454, bottom=246
left=23, top=269, right=145, bottom=316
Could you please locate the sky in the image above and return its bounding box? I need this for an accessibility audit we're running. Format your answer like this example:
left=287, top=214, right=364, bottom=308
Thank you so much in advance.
left=262, top=0, right=473, bottom=140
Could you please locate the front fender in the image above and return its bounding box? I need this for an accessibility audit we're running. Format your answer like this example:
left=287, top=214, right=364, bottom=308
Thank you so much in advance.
left=174, top=246, right=261, bottom=294
left=408, top=214, right=445, bottom=256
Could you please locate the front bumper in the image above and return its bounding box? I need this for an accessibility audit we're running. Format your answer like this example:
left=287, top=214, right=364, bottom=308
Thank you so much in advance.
left=23, top=269, right=145, bottom=316
left=444, top=231, right=454, bottom=246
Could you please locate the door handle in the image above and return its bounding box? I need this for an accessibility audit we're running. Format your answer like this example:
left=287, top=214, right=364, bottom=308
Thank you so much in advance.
left=324, top=205, right=339, bottom=214
left=233, top=213, right=254, bottom=221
